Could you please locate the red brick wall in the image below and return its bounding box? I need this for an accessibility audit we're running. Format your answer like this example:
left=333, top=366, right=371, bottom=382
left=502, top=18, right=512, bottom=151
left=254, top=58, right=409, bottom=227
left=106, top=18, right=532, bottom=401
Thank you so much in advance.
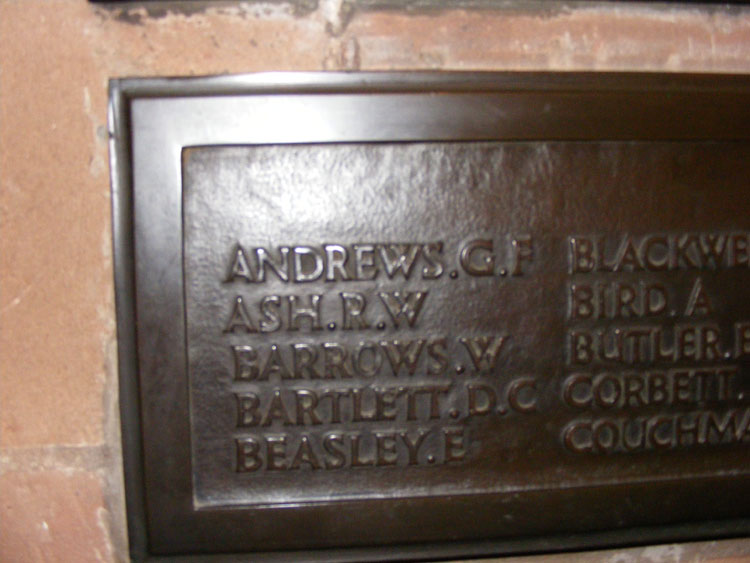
left=1, top=1, right=749, bottom=560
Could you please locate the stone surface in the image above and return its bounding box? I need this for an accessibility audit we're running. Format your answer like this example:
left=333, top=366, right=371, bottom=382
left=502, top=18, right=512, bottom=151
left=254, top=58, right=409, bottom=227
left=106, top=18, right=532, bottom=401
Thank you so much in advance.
left=469, top=537, right=750, bottom=562
left=0, top=0, right=111, bottom=448
left=1, top=0, right=749, bottom=560
left=0, top=466, right=114, bottom=562
left=348, top=7, right=750, bottom=71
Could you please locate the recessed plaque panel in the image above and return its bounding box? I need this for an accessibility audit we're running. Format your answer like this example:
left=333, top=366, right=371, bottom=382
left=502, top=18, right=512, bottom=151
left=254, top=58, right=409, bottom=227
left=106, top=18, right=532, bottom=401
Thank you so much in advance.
left=111, top=73, right=750, bottom=560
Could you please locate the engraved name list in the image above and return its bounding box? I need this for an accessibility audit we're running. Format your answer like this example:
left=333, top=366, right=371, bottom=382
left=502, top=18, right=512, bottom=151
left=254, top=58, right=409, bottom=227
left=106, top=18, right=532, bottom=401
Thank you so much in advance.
left=182, top=142, right=750, bottom=509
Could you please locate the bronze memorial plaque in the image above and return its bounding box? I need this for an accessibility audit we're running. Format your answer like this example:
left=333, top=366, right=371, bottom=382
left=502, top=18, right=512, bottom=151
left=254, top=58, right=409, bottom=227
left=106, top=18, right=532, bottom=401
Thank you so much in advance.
left=110, top=73, right=750, bottom=560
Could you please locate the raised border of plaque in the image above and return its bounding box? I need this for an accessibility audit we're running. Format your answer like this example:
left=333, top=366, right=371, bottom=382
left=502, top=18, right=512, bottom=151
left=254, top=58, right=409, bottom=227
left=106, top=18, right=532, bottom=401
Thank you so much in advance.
left=110, top=72, right=750, bottom=561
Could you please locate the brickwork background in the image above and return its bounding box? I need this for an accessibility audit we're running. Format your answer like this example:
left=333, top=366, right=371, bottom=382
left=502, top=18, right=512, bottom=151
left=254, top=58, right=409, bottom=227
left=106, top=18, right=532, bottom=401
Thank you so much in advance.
left=1, top=1, right=750, bottom=560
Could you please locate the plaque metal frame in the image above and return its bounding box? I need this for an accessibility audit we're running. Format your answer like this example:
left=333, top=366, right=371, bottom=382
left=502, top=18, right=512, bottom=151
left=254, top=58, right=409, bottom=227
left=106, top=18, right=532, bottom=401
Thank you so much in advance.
left=110, top=72, right=750, bottom=561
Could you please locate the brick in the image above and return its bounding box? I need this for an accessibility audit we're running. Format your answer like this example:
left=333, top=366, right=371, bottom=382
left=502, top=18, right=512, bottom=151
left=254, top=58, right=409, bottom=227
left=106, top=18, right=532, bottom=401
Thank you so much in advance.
left=84, top=1, right=330, bottom=75
left=0, top=1, right=113, bottom=447
left=346, top=7, right=750, bottom=72
left=0, top=469, right=113, bottom=562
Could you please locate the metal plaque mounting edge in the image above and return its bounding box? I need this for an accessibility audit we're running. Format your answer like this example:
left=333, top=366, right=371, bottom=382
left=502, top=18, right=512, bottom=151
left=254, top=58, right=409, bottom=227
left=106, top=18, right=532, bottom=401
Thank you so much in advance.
left=109, top=72, right=750, bottom=561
